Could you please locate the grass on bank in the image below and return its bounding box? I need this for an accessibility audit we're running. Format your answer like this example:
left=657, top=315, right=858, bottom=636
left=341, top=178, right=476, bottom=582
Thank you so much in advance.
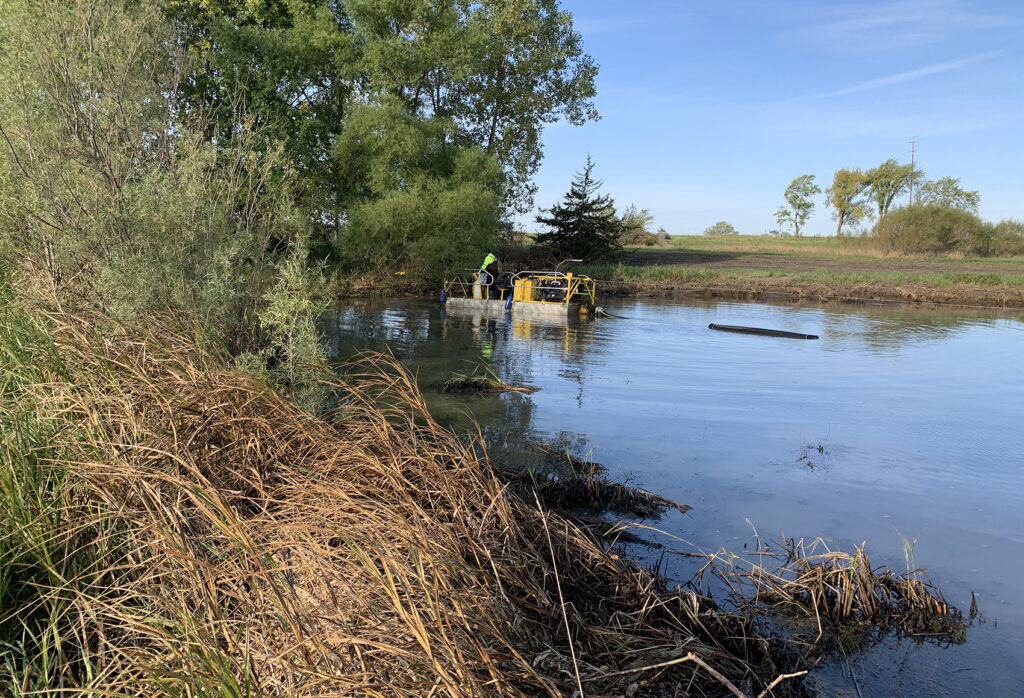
left=578, top=262, right=1024, bottom=290
left=641, top=234, right=1024, bottom=263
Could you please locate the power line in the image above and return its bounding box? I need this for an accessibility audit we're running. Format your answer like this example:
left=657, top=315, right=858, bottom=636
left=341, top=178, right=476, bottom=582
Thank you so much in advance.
left=909, top=137, right=917, bottom=206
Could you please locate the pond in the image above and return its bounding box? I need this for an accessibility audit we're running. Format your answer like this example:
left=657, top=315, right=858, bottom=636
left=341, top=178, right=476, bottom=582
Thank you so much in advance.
left=322, top=296, right=1024, bottom=697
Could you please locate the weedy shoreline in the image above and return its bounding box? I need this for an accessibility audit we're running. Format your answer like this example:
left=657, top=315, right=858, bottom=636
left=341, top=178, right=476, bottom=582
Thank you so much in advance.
left=0, top=293, right=964, bottom=695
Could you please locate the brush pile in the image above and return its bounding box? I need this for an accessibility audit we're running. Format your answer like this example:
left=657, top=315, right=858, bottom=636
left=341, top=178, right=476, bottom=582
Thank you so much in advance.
left=1, top=303, right=805, bottom=696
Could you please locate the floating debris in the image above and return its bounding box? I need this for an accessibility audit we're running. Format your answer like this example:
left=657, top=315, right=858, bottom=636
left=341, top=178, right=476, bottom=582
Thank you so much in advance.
left=439, top=372, right=538, bottom=394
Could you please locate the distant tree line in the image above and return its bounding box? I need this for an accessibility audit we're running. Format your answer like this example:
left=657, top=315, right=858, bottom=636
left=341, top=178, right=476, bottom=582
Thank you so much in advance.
left=765, top=159, right=1021, bottom=256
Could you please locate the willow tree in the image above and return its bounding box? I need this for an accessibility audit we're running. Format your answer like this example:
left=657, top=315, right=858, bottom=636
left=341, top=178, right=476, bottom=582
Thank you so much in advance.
left=825, top=169, right=873, bottom=236
left=918, top=176, right=980, bottom=213
left=0, top=0, right=311, bottom=347
left=866, top=159, right=921, bottom=219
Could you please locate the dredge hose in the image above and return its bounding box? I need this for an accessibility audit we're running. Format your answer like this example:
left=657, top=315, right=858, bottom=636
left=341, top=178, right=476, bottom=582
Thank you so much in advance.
left=708, top=323, right=818, bottom=340
left=595, top=306, right=628, bottom=319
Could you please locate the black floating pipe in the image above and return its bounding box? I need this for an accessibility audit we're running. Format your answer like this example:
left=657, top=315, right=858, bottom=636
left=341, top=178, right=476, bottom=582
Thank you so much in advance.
left=708, top=323, right=818, bottom=340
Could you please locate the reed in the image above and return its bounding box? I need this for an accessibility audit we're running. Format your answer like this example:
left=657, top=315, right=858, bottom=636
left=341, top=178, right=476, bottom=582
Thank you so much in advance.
left=0, top=296, right=804, bottom=695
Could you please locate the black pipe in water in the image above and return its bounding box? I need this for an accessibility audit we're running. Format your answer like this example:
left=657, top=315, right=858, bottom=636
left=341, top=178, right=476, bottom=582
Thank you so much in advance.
left=708, top=323, right=819, bottom=340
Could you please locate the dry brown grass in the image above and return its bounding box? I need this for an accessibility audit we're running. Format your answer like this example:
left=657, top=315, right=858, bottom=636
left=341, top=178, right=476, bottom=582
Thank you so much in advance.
left=696, top=537, right=965, bottom=653
left=4, top=306, right=808, bottom=695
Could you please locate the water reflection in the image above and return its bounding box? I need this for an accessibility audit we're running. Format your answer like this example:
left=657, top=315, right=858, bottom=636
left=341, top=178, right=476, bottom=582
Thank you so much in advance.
left=322, top=296, right=1024, bottom=697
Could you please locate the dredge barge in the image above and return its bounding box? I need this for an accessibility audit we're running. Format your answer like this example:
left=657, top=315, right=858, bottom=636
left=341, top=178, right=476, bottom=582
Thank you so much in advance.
left=442, top=270, right=596, bottom=318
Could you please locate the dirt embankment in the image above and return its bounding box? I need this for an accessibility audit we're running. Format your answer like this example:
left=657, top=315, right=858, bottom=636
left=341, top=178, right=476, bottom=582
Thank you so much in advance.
left=600, top=276, right=1024, bottom=308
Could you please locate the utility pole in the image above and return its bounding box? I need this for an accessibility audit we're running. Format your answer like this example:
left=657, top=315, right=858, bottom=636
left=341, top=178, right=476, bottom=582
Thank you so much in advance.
left=909, top=137, right=917, bottom=206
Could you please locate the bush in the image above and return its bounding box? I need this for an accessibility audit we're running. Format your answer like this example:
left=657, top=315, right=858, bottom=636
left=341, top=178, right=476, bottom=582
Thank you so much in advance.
left=990, top=220, right=1024, bottom=256
left=619, top=229, right=658, bottom=246
left=873, top=205, right=993, bottom=255
left=703, top=221, right=738, bottom=236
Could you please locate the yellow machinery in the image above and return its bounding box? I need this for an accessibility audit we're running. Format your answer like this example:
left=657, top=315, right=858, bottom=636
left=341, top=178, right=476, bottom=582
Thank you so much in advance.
left=442, top=270, right=596, bottom=316
left=511, top=272, right=595, bottom=311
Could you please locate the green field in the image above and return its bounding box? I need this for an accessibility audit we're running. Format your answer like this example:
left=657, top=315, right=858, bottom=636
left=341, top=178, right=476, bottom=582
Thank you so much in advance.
left=575, top=235, right=1024, bottom=307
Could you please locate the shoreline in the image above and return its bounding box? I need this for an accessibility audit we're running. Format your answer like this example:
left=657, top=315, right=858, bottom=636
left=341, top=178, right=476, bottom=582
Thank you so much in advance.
left=594, top=277, right=1024, bottom=310
left=327, top=274, right=1024, bottom=310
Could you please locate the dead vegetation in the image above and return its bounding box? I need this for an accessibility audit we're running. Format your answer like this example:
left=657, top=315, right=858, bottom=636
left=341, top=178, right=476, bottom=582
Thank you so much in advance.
left=694, top=537, right=966, bottom=655
left=520, top=443, right=693, bottom=518
left=439, top=371, right=539, bottom=394
left=2, top=305, right=809, bottom=696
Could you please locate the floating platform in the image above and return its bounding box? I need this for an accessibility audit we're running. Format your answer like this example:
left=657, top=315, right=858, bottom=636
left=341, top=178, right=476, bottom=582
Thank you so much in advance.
left=445, top=297, right=586, bottom=318
left=442, top=270, right=596, bottom=319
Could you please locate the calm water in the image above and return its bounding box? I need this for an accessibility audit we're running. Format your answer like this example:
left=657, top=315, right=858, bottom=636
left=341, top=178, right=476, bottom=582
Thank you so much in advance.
left=322, top=297, right=1024, bottom=697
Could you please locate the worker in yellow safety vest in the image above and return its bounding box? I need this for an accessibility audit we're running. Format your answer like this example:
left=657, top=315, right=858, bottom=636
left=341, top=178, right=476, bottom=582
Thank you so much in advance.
left=479, top=252, right=499, bottom=298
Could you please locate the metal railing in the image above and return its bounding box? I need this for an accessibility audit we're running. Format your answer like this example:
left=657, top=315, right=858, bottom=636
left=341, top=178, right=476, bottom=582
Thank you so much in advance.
left=442, top=270, right=510, bottom=301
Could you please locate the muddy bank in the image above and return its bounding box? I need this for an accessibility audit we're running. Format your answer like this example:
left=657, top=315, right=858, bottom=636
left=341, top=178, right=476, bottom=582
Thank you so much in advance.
left=597, top=277, right=1024, bottom=309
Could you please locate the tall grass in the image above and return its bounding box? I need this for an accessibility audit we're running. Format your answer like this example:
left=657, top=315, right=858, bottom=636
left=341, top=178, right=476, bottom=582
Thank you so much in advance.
left=0, top=290, right=805, bottom=695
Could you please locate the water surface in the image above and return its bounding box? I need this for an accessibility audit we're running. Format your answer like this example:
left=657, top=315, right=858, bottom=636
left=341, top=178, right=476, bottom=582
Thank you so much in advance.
left=323, top=297, right=1024, bottom=696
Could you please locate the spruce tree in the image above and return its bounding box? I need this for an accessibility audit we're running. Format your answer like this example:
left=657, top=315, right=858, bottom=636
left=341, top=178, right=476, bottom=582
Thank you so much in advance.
left=535, top=157, right=621, bottom=260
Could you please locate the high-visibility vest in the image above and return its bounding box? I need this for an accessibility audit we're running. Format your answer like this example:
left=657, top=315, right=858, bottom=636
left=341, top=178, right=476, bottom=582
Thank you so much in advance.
left=481, top=253, right=497, bottom=270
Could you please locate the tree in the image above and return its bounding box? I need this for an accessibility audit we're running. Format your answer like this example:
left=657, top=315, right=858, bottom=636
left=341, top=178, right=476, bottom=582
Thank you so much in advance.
left=918, top=176, right=980, bottom=213
left=0, top=0, right=310, bottom=349
left=703, top=221, right=738, bottom=236
left=825, top=169, right=873, bottom=236
left=166, top=0, right=599, bottom=240
left=865, top=159, right=920, bottom=219
left=774, top=175, right=821, bottom=236
left=535, top=157, right=621, bottom=260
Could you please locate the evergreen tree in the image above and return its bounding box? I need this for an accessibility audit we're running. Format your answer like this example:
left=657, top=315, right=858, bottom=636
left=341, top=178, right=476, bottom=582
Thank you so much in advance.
left=535, top=157, right=621, bottom=260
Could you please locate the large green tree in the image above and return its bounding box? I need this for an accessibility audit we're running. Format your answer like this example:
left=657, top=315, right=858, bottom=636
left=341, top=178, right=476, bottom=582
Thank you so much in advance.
left=825, top=168, right=872, bottom=236
left=774, top=175, right=821, bottom=237
left=535, top=157, right=621, bottom=260
left=865, top=159, right=920, bottom=219
left=164, top=0, right=599, bottom=253
left=918, top=176, right=980, bottom=213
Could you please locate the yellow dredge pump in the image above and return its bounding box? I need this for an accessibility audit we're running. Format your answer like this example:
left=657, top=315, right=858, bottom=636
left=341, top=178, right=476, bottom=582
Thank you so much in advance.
left=511, top=272, right=595, bottom=312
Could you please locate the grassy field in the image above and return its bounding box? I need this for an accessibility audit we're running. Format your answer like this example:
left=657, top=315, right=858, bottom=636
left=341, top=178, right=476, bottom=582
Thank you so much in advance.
left=578, top=235, right=1024, bottom=307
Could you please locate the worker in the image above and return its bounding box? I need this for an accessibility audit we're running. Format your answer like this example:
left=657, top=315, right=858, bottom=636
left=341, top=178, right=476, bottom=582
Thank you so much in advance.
left=480, top=252, right=499, bottom=298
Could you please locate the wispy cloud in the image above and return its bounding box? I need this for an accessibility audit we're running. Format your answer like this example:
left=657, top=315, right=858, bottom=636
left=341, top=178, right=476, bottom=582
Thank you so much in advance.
left=799, top=0, right=1022, bottom=51
left=786, top=52, right=999, bottom=102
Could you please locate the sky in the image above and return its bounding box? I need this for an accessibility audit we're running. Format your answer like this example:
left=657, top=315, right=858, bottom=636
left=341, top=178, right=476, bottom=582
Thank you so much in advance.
left=520, top=0, right=1024, bottom=236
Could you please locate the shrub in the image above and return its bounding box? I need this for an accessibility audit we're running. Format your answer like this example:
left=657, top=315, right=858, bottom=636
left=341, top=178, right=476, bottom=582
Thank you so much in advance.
left=619, top=229, right=658, bottom=246
left=703, top=221, right=738, bottom=236
left=873, top=205, right=993, bottom=255
left=990, top=220, right=1024, bottom=256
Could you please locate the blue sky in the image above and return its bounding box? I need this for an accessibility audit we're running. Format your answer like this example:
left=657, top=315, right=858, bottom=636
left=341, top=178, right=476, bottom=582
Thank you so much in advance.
left=522, top=0, right=1023, bottom=236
